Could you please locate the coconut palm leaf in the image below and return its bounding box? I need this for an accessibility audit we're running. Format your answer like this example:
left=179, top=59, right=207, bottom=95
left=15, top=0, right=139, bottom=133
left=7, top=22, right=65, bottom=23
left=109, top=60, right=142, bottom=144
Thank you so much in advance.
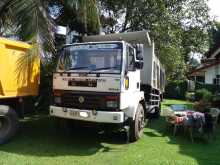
left=1, top=0, right=100, bottom=51
left=0, top=0, right=55, bottom=54
left=15, top=39, right=40, bottom=84
left=57, top=0, right=100, bottom=35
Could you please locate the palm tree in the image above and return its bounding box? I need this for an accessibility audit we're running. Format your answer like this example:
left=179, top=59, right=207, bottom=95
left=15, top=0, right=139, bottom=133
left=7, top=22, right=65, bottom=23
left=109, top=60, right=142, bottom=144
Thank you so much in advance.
left=0, top=0, right=101, bottom=109
left=54, top=0, right=100, bottom=35
left=0, top=0, right=55, bottom=53
left=0, top=0, right=101, bottom=78
left=0, top=0, right=100, bottom=54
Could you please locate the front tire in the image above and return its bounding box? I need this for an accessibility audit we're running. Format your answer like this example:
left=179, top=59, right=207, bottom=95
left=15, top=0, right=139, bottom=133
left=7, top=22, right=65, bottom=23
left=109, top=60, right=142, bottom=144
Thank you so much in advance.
left=0, top=106, right=19, bottom=144
left=130, top=104, right=145, bottom=142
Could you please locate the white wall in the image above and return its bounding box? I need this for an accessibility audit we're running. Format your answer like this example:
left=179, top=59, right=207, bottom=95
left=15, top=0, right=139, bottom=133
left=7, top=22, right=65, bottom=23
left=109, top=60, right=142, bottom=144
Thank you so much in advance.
left=205, top=63, right=220, bottom=84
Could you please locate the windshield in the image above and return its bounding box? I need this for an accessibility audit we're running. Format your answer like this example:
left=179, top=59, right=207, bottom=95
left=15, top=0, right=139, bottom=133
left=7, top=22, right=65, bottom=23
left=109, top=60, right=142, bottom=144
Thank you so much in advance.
left=58, top=43, right=122, bottom=74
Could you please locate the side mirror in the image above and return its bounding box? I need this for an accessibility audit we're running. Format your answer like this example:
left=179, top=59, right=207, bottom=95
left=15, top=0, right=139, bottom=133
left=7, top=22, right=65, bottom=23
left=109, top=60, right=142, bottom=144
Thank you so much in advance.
left=136, top=51, right=143, bottom=61
left=135, top=61, right=144, bottom=69
left=125, top=69, right=128, bottom=75
left=135, top=44, right=144, bottom=60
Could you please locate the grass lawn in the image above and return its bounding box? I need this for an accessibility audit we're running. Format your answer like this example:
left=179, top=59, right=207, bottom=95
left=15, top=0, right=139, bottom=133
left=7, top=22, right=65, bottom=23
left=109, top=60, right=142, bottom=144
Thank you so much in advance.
left=0, top=99, right=220, bottom=165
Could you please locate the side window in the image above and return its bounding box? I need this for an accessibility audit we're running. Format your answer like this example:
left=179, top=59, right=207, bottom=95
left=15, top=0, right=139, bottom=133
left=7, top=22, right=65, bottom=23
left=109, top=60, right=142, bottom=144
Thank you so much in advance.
left=213, top=75, right=220, bottom=85
left=127, top=46, right=135, bottom=71
left=213, top=78, right=220, bottom=85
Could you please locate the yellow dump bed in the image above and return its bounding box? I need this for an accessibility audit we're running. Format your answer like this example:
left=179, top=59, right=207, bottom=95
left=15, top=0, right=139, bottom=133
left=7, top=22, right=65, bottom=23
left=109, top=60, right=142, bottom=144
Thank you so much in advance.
left=0, top=38, right=40, bottom=98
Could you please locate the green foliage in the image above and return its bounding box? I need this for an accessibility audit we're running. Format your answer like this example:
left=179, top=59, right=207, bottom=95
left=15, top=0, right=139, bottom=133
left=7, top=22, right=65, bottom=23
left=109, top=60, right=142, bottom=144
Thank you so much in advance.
left=165, top=81, right=188, bottom=99
left=185, top=92, right=195, bottom=102
left=195, top=88, right=213, bottom=102
left=208, top=21, right=220, bottom=51
left=195, top=82, right=220, bottom=94
left=213, top=95, right=220, bottom=102
left=36, top=62, right=54, bottom=111
left=0, top=0, right=101, bottom=52
left=212, top=95, right=220, bottom=107
left=51, top=0, right=100, bottom=35
left=100, top=0, right=213, bottom=81
left=0, top=0, right=55, bottom=53
left=0, top=0, right=101, bottom=112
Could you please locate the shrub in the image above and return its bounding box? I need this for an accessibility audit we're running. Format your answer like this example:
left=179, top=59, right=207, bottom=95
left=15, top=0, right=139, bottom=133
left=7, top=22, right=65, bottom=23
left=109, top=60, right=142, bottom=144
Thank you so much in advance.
left=212, top=95, right=220, bottom=108
left=195, top=82, right=220, bottom=94
left=185, top=92, right=195, bottom=101
left=194, top=100, right=211, bottom=112
left=195, top=88, right=213, bottom=102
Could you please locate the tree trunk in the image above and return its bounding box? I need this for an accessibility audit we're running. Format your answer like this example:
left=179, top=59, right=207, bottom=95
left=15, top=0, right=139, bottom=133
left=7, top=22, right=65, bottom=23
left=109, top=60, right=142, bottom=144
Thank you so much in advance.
left=0, top=0, right=7, bottom=13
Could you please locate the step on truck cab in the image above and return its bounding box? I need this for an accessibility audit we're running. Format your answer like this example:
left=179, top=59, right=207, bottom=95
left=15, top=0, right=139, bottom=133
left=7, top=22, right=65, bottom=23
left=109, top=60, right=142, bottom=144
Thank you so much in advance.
left=50, top=31, right=165, bottom=141
left=0, top=38, right=40, bottom=144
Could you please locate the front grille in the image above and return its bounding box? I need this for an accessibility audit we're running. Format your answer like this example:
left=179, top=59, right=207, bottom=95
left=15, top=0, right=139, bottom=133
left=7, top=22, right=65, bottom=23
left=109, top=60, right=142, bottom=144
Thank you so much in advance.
left=59, top=91, right=119, bottom=110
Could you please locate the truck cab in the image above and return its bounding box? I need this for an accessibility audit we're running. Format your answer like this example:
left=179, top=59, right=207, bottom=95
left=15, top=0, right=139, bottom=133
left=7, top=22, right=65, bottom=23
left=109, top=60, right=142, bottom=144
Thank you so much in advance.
left=50, top=31, right=165, bottom=141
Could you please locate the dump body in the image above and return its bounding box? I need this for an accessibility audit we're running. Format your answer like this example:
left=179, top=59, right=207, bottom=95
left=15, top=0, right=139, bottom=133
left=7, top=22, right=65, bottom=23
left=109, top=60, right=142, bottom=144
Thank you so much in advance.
left=0, top=38, right=40, bottom=99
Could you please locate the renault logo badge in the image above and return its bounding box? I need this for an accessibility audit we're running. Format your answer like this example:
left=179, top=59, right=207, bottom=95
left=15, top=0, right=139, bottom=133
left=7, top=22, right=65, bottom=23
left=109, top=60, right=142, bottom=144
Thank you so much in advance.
left=78, top=96, right=85, bottom=103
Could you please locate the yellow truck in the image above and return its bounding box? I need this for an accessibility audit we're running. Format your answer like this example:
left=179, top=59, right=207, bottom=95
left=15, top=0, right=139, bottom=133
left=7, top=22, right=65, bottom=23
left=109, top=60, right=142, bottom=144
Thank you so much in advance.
left=0, top=37, right=40, bottom=144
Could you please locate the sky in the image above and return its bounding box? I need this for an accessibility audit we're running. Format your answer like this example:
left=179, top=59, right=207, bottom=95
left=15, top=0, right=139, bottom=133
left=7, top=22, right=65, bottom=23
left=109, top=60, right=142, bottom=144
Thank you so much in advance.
left=208, top=0, right=220, bottom=21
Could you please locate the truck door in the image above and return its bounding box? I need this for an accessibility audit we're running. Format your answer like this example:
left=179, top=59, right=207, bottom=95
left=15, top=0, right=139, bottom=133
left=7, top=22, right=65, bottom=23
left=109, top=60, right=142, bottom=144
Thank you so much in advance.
left=125, top=45, right=140, bottom=92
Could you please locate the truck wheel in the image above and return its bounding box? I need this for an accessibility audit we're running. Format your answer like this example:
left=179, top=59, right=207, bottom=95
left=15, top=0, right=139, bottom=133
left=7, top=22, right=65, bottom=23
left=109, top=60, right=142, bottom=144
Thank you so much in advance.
left=0, top=106, right=19, bottom=144
left=130, top=104, right=145, bottom=142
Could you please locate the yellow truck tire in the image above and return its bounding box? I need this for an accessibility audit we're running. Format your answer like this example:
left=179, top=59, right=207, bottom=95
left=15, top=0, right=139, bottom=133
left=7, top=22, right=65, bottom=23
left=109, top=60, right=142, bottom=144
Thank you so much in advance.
left=0, top=105, right=19, bottom=144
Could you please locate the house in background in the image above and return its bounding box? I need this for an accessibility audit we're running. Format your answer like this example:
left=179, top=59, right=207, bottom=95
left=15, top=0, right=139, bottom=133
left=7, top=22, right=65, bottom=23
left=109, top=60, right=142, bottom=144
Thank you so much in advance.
left=191, top=46, right=220, bottom=86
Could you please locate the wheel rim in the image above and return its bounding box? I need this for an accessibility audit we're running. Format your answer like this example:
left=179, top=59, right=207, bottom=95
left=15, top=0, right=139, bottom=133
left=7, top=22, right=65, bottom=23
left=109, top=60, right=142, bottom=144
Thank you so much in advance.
left=138, top=108, right=145, bottom=132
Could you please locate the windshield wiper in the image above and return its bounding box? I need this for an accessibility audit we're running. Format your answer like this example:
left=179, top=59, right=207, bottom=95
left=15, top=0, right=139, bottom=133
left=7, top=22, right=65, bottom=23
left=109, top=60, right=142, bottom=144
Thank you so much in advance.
left=91, top=66, right=118, bottom=71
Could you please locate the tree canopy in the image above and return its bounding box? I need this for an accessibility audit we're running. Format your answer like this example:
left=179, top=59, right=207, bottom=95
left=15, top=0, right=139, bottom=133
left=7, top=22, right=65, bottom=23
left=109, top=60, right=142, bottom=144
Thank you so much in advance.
left=100, top=0, right=213, bottom=80
left=208, top=21, right=220, bottom=52
left=0, top=0, right=215, bottom=81
left=0, top=0, right=100, bottom=53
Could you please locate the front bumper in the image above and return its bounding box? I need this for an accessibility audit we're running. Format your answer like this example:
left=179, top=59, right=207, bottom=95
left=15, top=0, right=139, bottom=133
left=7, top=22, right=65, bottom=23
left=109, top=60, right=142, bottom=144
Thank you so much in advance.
left=50, top=106, right=125, bottom=124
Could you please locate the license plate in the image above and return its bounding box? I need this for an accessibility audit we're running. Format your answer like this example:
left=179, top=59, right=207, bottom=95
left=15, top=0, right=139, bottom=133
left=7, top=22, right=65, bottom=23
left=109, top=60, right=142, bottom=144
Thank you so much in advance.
left=69, top=111, right=90, bottom=118
left=69, top=111, right=79, bottom=117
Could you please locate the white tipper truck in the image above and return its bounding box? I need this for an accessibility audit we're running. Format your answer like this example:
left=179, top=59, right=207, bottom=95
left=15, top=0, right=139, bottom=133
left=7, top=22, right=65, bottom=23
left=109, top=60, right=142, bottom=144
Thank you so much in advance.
left=50, top=31, right=165, bottom=141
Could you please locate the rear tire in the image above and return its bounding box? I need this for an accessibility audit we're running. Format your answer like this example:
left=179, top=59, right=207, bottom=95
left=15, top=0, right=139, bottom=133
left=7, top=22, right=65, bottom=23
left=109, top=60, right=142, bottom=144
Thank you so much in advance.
left=0, top=106, right=19, bottom=144
left=130, top=104, right=145, bottom=142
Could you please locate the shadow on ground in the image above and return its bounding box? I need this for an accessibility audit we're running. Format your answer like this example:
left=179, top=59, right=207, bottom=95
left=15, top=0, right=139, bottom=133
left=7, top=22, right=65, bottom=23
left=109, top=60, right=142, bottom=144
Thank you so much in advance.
left=1, top=112, right=220, bottom=164
left=0, top=114, right=127, bottom=157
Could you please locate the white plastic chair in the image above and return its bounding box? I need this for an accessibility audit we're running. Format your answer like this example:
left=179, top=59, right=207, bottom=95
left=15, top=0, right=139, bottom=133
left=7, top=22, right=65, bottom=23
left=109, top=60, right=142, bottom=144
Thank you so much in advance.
left=209, top=108, right=220, bottom=132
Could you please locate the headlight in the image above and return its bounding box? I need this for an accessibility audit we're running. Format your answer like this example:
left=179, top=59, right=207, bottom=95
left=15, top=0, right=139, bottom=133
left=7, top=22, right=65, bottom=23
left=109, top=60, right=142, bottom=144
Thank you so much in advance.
left=54, top=97, right=61, bottom=104
left=106, top=100, right=118, bottom=108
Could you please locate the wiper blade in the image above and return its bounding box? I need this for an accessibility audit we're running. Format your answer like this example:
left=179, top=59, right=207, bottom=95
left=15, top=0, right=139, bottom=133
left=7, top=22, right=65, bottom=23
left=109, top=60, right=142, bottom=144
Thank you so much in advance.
left=92, top=66, right=118, bottom=71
